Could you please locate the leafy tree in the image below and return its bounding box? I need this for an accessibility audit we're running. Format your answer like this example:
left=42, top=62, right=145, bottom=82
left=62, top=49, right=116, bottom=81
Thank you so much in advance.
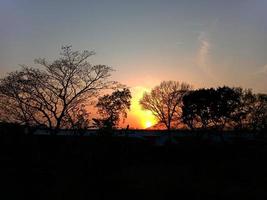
left=211, top=87, right=242, bottom=129
left=93, top=88, right=131, bottom=133
left=0, top=46, right=115, bottom=132
left=182, top=86, right=267, bottom=132
left=229, top=88, right=256, bottom=130
left=244, top=93, right=267, bottom=131
left=182, top=88, right=215, bottom=130
left=140, top=81, right=192, bottom=130
left=182, top=87, right=242, bottom=130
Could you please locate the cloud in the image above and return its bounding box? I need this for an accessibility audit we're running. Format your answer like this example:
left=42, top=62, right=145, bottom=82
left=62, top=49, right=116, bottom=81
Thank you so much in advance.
left=196, top=32, right=212, bottom=76
left=176, top=42, right=184, bottom=46
left=253, top=64, right=267, bottom=76
left=257, top=64, right=267, bottom=74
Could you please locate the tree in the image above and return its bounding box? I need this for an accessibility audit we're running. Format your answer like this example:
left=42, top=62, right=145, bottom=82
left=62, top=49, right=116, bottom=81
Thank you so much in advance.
left=0, top=46, right=115, bottom=132
left=139, top=81, right=192, bottom=130
left=182, top=89, right=201, bottom=130
left=64, top=104, right=90, bottom=132
left=182, top=86, right=267, bottom=132
left=182, top=88, right=216, bottom=130
left=182, top=87, right=242, bottom=130
left=253, top=94, right=267, bottom=131
left=210, top=86, right=242, bottom=130
left=93, top=88, right=131, bottom=133
left=229, top=88, right=256, bottom=130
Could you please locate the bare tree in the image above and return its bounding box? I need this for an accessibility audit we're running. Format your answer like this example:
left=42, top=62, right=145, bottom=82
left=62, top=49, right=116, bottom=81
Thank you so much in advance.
left=139, top=81, right=192, bottom=130
left=0, top=46, right=115, bottom=132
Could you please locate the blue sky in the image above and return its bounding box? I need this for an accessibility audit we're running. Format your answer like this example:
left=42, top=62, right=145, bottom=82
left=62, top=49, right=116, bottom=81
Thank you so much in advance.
left=0, top=0, right=267, bottom=93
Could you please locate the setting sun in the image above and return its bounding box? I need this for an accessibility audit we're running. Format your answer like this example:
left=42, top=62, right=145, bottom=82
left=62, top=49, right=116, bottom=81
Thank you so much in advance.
left=126, top=86, right=157, bottom=129
left=145, top=121, right=153, bottom=128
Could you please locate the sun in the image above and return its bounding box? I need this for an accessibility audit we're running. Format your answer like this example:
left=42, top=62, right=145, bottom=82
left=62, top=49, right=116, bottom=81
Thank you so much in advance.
left=128, top=86, right=158, bottom=129
left=145, top=121, right=153, bottom=128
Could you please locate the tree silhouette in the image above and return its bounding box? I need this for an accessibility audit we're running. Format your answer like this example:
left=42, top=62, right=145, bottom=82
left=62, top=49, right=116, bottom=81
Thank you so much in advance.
left=182, top=88, right=215, bottom=130
left=182, top=87, right=242, bottom=130
left=211, top=87, right=242, bottom=130
left=93, top=88, right=131, bottom=133
left=182, top=86, right=267, bottom=131
left=252, top=94, right=267, bottom=131
left=0, top=46, right=115, bottom=132
left=228, top=88, right=255, bottom=130
left=64, top=104, right=90, bottom=132
left=140, top=81, right=192, bottom=130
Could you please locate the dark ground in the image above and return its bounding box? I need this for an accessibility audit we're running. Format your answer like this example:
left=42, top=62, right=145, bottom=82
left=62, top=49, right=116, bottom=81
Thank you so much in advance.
left=1, top=128, right=267, bottom=200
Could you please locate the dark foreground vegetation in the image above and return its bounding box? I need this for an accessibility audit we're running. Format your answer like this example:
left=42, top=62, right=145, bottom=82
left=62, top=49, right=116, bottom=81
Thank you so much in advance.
left=1, top=124, right=267, bottom=200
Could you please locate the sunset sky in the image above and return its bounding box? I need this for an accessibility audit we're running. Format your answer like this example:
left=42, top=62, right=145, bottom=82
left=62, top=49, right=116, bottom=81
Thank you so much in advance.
left=1, top=0, right=267, bottom=128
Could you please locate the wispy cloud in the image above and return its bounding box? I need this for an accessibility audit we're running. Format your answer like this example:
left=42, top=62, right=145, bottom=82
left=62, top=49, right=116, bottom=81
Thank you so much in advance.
left=176, top=41, right=184, bottom=46
left=253, top=64, right=267, bottom=76
left=196, top=32, right=212, bottom=76
left=256, top=64, right=267, bottom=74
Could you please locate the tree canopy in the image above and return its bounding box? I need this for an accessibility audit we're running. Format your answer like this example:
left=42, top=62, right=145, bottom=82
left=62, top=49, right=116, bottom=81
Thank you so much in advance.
left=182, top=86, right=267, bottom=131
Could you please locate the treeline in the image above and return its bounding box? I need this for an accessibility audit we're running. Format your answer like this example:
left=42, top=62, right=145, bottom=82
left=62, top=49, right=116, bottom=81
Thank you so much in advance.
left=140, top=81, right=267, bottom=132
left=0, top=46, right=266, bottom=134
left=182, top=86, right=267, bottom=131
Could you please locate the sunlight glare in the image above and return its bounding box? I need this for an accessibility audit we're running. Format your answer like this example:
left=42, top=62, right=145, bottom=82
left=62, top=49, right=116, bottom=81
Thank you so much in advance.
left=130, top=86, right=157, bottom=129
left=145, top=121, right=152, bottom=128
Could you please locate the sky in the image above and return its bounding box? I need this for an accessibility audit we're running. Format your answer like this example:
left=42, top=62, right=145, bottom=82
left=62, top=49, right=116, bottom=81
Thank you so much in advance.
left=0, top=0, right=267, bottom=128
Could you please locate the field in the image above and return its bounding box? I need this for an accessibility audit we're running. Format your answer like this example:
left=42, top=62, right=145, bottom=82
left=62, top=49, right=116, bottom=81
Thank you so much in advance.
left=1, top=127, right=267, bottom=199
